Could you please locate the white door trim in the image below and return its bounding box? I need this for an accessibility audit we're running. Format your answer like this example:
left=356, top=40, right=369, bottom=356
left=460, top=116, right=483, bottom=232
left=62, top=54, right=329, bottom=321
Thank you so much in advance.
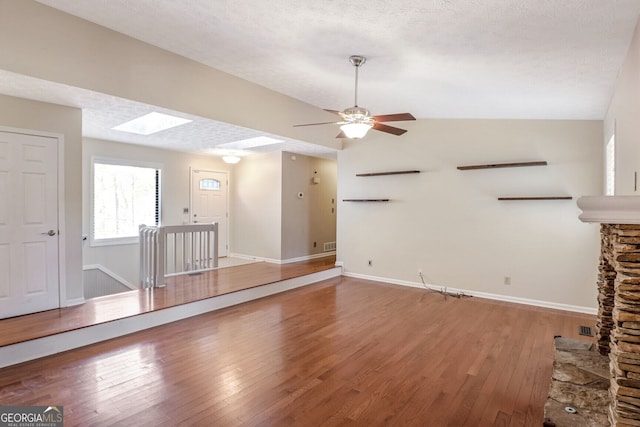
left=0, top=126, right=67, bottom=308
left=189, top=167, right=230, bottom=256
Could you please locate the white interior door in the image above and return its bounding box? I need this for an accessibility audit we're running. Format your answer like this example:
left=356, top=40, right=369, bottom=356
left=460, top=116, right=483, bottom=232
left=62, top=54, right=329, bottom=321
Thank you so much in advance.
left=0, top=131, right=59, bottom=319
left=191, top=170, right=228, bottom=257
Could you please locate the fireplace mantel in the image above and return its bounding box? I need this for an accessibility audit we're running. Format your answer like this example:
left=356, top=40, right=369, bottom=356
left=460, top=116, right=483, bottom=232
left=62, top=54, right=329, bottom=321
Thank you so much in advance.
left=577, top=195, right=640, bottom=224
left=574, top=195, right=640, bottom=426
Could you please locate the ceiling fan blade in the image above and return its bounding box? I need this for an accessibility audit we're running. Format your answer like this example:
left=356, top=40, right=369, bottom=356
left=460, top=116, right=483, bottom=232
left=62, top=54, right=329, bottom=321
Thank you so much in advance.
left=294, top=109, right=346, bottom=127
left=335, top=131, right=347, bottom=139
left=372, top=113, right=416, bottom=122
left=293, top=121, right=338, bottom=127
left=373, top=122, right=407, bottom=136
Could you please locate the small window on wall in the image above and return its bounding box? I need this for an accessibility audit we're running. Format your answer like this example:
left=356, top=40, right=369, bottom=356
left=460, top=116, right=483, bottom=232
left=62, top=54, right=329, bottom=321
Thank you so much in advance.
left=199, top=178, right=221, bottom=191
left=606, top=135, right=615, bottom=196
left=92, top=158, right=161, bottom=245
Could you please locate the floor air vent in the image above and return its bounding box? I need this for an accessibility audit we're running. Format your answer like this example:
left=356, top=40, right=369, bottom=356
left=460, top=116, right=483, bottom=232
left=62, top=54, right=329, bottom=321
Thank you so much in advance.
left=579, top=325, right=594, bottom=337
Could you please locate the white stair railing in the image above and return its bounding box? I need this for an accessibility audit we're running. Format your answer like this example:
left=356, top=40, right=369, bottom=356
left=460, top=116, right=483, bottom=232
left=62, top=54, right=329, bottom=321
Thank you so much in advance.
left=139, top=223, right=219, bottom=288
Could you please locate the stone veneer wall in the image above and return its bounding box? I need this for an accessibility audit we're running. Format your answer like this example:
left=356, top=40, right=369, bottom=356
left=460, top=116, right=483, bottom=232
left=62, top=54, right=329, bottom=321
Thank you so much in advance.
left=599, top=224, right=640, bottom=426
left=598, top=224, right=616, bottom=356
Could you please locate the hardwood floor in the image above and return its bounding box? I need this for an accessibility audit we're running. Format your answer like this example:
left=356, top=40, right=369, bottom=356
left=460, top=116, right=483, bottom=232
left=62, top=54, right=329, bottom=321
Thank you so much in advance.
left=0, top=256, right=337, bottom=348
left=0, top=276, right=594, bottom=426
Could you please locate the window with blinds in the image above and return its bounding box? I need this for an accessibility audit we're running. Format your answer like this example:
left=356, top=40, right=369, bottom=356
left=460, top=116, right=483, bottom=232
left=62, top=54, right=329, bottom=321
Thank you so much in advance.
left=91, top=157, right=162, bottom=245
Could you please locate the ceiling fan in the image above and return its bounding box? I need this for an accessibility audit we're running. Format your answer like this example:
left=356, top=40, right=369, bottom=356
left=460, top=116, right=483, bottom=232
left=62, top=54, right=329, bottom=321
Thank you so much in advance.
left=294, top=55, right=416, bottom=139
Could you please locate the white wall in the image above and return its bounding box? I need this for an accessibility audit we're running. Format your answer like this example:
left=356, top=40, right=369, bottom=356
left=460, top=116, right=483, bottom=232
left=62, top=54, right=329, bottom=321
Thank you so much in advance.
left=281, top=152, right=337, bottom=260
left=606, top=18, right=640, bottom=195
left=231, top=151, right=282, bottom=261
left=0, top=94, right=83, bottom=303
left=337, top=119, right=602, bottom=311
left=232, top=151, right=337, bottom=262
left=83, top=138, right=231, bottom=286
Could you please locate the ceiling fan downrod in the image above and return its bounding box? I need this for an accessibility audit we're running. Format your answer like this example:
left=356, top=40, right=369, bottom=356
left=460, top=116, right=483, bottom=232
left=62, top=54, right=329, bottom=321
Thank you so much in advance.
left=349, top=55, right=366, bottom=107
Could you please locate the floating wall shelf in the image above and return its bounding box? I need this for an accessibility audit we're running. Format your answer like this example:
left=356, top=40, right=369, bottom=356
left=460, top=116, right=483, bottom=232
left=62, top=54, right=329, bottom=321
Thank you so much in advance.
left=356, top=170, right=420, bottom=177
left=457, top=161, right=547, bottom=171
left=498, top=196, right=572, bottom=201
left=342, top=199, right=390, bottom=202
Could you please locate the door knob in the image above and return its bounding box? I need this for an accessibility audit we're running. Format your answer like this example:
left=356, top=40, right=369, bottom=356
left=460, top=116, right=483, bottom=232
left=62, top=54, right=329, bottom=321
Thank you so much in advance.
left=41, top=230, right=57, bottom=236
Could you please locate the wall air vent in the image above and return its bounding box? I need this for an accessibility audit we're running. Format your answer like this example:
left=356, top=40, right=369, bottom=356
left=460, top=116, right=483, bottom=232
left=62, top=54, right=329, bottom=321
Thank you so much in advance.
left=324, top=242, right=336, bottom=251
left=579, top=325, right=594, bottom=337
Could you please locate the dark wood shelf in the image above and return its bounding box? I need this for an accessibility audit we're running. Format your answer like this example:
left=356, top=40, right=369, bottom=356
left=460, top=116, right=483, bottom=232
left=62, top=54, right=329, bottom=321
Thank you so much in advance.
left=498, top=196, right=572, bottom=201
left=342, top=199, right=390, bottom=202
left=356, top=170, right=420, bottom=177
left=457, top=161, right=547, bottom=171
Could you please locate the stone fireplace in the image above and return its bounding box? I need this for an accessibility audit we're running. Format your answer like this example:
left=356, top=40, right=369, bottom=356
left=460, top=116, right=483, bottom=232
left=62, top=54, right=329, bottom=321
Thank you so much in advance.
left=578, top=196, right=640, bottom=426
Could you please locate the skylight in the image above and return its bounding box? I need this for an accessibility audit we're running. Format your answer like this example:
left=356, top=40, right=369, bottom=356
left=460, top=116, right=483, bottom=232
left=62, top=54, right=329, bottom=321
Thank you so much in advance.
left=112, top=112, right=192, bottom=135
left=217, top=136, right=284, bottom=150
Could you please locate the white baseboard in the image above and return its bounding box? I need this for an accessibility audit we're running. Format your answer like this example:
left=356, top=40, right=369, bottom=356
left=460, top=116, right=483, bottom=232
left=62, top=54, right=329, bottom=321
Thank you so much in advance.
left=229, top=253, right=280, bottom=264
left=64, top=297, right=86, bottom=307
left=230, top=252, right=336, bottom=265
left=280, top=252, right=336, bottom=264
left=342, top=272, right=597, bottom=315
left=0, top=267, right=342, bottom=368
left=83, top=264, right=136, bottom=290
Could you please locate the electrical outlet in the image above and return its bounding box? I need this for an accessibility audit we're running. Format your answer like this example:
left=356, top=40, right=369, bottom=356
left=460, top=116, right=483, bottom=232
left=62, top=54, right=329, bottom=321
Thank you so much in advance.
left=368, top=260, right=373, bottom=267
left=504, top=276, right=511, bottom=285
left=418, top=268, right=422, bottom=275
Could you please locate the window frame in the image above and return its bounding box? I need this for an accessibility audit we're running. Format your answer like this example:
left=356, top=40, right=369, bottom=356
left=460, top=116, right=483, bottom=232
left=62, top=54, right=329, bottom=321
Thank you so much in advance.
left=90, top=156, right=163, bottom=247
left=605, top=134, right=615, bottom=196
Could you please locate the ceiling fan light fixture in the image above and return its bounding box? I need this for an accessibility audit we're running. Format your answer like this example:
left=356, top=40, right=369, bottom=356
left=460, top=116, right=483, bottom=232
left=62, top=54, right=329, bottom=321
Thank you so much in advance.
left=340, top=122, right=373, bottom=139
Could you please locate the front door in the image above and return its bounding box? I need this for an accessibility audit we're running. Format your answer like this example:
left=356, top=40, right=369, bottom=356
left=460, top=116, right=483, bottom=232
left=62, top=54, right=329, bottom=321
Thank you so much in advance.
left=0, top=131, right=59, bottom=319
left=191, top=170, right=228, bottom=257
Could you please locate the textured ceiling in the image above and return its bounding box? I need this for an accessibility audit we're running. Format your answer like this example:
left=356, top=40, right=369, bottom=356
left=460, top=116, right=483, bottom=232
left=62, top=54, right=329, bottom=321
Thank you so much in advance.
left=5, top=1, right=640, bottom=158
left=0, top=70, right=338, bottom=159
